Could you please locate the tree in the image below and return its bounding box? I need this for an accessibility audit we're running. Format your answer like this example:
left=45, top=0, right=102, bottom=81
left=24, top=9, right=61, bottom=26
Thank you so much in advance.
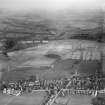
left=2, top=39, right=17, bottom=56
left=4, top=39, right=16, bottom=50
left=29, top=75, right=36, bottom=82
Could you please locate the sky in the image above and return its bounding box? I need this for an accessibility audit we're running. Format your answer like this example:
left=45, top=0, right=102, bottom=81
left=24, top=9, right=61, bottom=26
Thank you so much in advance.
left=0, top=0, right=103, bottom=12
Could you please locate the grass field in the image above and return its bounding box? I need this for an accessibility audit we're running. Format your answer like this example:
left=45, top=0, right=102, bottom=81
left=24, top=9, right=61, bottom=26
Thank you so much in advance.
left=0, top=43, right=101, bottom=81
left=53, top=95, right=93, bottom=105
left=67, top=95, right=93, bottom=105
left=0, top=91, right=46, bottom=105
left=0, top=92, right=94, bottom=105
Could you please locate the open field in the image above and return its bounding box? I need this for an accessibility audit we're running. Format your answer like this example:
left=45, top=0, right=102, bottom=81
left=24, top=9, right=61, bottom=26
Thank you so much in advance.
left=67, top=95, right=93, bottom=105
left=0, top=93, right=93, bottom=105
left=0, top=91, right=46, bottom=105
left=0, top=39, right=102, bottom=81
left=53, top=95, right=93, bottom=105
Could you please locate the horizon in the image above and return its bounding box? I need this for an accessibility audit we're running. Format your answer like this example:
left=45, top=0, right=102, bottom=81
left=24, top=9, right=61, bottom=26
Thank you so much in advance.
left=0, top=0, right=103, bottom=12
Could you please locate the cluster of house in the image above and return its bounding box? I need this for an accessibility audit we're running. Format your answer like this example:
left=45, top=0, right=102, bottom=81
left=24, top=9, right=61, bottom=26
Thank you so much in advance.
left=0, top=72, right=105, bottom=97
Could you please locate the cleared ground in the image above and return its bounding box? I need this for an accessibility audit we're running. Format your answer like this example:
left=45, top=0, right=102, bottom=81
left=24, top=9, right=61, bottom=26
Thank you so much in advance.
left=67, top=96, right=93, bottom=105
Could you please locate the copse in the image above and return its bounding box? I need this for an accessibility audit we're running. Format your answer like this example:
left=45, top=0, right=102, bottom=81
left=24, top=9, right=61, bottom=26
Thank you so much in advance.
left=2, top=39, right=17, bottom=57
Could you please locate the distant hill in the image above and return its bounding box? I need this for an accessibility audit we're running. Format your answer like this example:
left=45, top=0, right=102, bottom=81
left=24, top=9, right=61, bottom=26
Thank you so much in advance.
left=0, top=9, right=104, bottom=42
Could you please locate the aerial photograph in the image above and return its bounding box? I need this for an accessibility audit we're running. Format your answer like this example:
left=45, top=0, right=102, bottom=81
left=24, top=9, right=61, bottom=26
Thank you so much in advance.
left=0, top=0, right=105, bottom=105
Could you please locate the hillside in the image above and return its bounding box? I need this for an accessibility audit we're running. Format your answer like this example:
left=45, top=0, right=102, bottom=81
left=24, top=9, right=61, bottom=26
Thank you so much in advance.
left=0, top=9, right=104, bottom=81
left=0, top=39, right=103, bottom=81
